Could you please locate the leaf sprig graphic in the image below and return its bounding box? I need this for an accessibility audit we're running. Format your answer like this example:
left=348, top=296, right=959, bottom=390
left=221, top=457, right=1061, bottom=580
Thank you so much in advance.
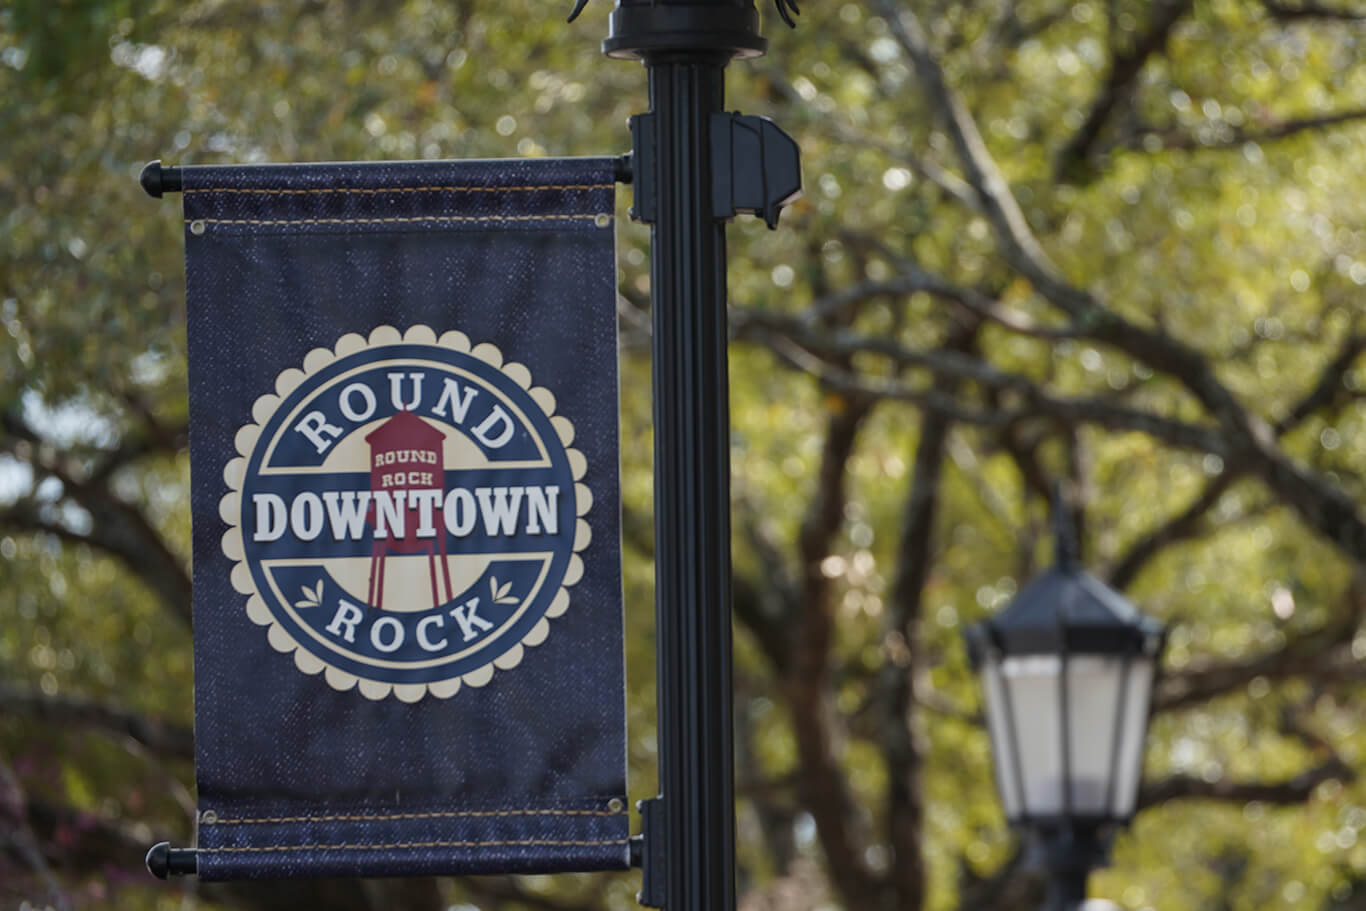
left=294, top=580, right=324, bottom=609
left=489, top=577, right=519, bottom=605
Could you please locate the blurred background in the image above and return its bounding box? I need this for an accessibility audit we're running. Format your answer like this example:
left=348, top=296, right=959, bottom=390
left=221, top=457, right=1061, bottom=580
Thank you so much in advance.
left=4, top=1, right=1366, bottom=909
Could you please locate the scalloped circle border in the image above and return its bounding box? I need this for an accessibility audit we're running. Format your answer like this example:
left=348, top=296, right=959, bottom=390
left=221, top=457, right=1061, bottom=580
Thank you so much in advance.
left=219, top=324, right=592, bottom=703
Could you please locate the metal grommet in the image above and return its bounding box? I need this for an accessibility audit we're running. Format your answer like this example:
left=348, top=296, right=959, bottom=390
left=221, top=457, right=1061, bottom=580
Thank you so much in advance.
left=594, top=213, right=611, bottom=228
left=189, top=220, right=206, bottom=236
left=608, top=797, right=625, bottom=813
left=200, top=810, right=218, bottom=824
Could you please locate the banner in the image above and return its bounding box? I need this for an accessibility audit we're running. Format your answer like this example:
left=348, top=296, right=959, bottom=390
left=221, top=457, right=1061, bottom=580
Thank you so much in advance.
left=181, top=159, right=628, bottom=879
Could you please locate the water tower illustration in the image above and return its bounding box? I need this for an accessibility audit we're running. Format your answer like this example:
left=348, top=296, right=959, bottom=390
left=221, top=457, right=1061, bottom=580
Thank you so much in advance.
left=365, top=409, right=454, bottom=610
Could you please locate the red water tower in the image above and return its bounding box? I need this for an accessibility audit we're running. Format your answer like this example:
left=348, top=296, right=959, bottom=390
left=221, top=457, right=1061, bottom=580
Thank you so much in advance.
left=365, top=409, right=454, bottom=610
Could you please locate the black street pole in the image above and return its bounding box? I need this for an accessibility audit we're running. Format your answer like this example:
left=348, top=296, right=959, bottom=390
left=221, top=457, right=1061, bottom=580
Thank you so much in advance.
left=608, top=9, right=755, bottom=911
left=1045, top=867, right=1087, bottom=911
left=1041, top=826, right=1106, bottom=911
left=639, top=52, right=736, bottom=911
left=587, top=3, right=794, bottom=910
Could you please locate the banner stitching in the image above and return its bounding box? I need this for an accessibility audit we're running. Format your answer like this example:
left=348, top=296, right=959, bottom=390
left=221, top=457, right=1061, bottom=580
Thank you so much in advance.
left=185, top=185, right=613, bottom=194
left=204, top=839, right=629, bottom=853
left=191, top=215, right=608, bottom=226
left=183, top=159, right=628, bottom=875
left=207, top=810, right=625, bottom=825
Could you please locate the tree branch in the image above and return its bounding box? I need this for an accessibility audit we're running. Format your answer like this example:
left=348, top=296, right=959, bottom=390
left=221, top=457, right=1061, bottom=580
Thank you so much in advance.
left=1275, top=332, right=1366, bottom=434
left=877, top=1, right=1071, bottom=300
left=735, top=314, right=1232, bottom=454
left=1110, top=329, right=1364, bottom=587
left=752, top=307, right=1366, bottom=574
left=990, top=2, right=1075, bottom=50
left=1138, top=758, right=1355, bottom=809
left=733, top=494, right=800, bottom=674
left=1131, top=107, right=1366, bottom=153
left=0, top=759, right=67, bottom=910
left=1157, top=571, right=1366, bottom=710
left=735, top=670, right=799, bottom=885
left=761, top=60, right=984, bottom=213
left=877, top=321, right=979, bottom=911
left=1108, top=472, right=1238, bottom=589
left=87, top=415, right=189, bottom=488
left=771, top=264, right=1080, bottom=341
left=1055, top=0, right=1194, bottom=179
left=881, top=0, right=1366, bottom=565
left=0, top=408, right=193, bottom=626
left=787, top=395, right=884, bottom=910
left=0, top=495, right=193, bottom=627
left=770, top=281, right=887, bottom=904
left=1262, top=0, right=1366, bottom=22
left=0, top=686, right=194, bottom=761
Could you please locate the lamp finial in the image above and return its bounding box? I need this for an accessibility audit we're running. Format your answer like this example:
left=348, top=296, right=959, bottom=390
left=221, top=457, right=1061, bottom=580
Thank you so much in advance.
left=1052, top=481, right=1079, bottom=572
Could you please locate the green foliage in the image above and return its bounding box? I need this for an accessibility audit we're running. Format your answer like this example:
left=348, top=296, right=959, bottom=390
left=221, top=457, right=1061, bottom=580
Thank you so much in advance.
left=4, top=2, right=1366, bottom=910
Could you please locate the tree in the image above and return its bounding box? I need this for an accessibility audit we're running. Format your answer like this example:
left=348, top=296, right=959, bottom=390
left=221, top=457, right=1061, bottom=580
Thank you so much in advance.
left=3, top=2, right=1366, bottom=910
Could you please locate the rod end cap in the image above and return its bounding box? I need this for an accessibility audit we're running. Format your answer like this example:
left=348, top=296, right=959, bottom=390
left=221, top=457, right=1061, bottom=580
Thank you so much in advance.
left=140, top=160, right=165, bottom=198
left=145, top=841, right=171, bottom=879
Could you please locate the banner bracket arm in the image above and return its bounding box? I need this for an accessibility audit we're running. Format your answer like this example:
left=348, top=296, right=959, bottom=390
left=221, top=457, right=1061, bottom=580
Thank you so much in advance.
left=626, top=112, right=801, bottom=229
left=139, top=155, right=634, bottom=199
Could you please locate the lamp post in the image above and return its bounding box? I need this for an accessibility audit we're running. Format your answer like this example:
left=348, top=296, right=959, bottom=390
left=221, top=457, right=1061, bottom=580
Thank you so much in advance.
left=583, top=3, right=800, bottom=910
left=965, top=503, right=1166, bottom=911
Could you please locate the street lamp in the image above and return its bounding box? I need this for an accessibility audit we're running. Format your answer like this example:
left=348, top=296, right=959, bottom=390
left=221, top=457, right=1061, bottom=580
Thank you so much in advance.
left=965, top=503, right=1166, bottom=911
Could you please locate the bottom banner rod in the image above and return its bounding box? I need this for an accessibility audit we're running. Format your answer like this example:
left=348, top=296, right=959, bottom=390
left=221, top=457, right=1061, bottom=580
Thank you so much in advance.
left=145, top=842, right=199, bottom=879
left=143, top=837, right=635, bottom=880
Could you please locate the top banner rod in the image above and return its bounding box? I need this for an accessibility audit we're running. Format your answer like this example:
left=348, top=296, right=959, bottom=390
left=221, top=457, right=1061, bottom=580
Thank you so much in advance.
left=138, top=156, right=634, bottom=198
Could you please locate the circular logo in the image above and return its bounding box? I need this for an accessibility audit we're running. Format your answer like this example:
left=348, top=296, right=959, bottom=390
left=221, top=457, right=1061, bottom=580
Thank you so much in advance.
left=221, top=325, right=590, bottom=702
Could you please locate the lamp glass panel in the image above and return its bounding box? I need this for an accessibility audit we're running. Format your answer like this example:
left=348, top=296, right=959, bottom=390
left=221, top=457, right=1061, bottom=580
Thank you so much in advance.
left=1064, top=654, right=1125, bottom=816
left=999, top=654, right=1064, bottom=817
left=1110, top=658, right=1155, bottom=817
left=982, top=658, right=1023, bottom=818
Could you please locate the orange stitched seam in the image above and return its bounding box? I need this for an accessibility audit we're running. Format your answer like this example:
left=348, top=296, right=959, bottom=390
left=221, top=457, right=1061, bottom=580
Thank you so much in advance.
left=184, top=184, right=614, bottom=195
left=188, top=215, right=606, bottom=226
left=206, top=809, right=625, bottom=825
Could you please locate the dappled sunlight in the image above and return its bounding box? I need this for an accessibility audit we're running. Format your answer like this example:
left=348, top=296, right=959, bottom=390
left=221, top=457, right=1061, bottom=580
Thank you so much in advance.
left=5, top=0, right=1366, bottom=909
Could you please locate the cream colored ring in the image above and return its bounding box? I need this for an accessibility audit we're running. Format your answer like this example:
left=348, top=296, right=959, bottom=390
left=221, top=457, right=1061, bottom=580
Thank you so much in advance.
left=220, top=325, right=590, bottom=703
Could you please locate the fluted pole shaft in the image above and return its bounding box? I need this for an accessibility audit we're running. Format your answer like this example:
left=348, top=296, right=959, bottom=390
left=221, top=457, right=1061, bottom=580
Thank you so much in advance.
left=646, top=53, right=736, bottom=911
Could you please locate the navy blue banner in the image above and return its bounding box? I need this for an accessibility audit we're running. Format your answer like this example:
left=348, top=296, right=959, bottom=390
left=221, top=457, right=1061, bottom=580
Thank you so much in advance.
left=180, top=159, right=628, bottom=879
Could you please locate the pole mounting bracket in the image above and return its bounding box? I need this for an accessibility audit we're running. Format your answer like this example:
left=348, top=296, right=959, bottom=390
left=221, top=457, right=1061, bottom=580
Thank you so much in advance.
left=710, top=112, right=801, bottom=229
left=627, top=112, right=801, bottom=228
left=636, top=797, right=667, bottom=908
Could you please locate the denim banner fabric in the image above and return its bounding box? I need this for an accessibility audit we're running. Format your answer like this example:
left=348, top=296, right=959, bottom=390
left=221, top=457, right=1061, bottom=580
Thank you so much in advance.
left=180, top=158, right=628, bottom=879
